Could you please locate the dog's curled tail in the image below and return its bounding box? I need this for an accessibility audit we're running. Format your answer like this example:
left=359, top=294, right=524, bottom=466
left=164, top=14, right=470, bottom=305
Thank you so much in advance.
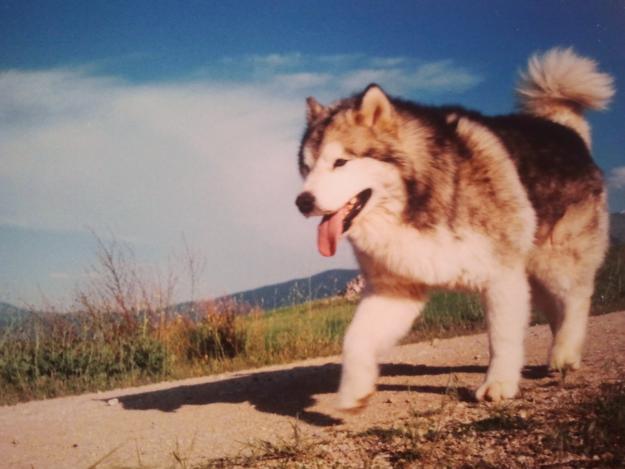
left=516, top=47, right=615, bottom=146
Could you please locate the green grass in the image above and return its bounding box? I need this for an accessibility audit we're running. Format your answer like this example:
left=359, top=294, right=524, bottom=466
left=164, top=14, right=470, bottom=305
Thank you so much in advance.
left=0, top=244, right=623, bottom=406
left=0, top=292, right=482, bottom=405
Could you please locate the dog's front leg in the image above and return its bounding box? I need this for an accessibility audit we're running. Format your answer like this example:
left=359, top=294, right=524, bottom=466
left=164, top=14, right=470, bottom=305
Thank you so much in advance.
left=477, top=266, right=530, bottom=402
left=338, top=294, right=424, bottom=410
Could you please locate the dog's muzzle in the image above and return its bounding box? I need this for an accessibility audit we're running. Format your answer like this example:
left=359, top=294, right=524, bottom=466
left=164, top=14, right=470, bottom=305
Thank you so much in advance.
left=295, top=191, right=315, bottom=216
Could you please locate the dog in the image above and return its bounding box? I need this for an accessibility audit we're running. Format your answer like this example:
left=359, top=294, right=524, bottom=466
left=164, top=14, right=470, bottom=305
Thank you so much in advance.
left=295, top=48, right=614, bottom=410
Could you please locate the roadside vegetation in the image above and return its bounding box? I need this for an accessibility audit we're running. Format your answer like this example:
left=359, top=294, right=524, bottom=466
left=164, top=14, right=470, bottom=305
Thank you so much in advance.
left=0, top=242, right=623, bottom=406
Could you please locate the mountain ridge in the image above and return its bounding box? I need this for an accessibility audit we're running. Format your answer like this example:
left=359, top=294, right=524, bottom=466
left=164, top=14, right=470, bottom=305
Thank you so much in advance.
left=198, top=268, right=359, bottom=312
left=0, top=302, right=33, bottom=327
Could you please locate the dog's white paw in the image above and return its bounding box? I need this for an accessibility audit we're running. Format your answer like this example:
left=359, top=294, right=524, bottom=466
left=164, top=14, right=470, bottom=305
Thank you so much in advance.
left=337, top=375, right=376, bottom=411
left=337, top=367, right=376, bottom=412
left=475, top=379, right=519, bottom=402
left=337, top=390, right=374, bottom=413
left=549, top=342, right=582, bottom=372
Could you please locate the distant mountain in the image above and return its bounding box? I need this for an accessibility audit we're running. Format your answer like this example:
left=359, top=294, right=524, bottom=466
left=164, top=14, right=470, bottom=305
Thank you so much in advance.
left=218, top=268, right=359, bottom=311
left=0, top=302, right=32, bottom=328
left=610, top=212, right=625, bottom=244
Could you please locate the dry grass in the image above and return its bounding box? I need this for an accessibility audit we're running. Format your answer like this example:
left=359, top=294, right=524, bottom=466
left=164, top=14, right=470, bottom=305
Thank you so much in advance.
left=196, top=375, right=625, bottom=468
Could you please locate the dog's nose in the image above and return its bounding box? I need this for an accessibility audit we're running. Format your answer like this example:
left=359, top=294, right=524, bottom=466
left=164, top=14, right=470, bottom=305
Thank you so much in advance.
left=295, top=191, right=316, bottom=215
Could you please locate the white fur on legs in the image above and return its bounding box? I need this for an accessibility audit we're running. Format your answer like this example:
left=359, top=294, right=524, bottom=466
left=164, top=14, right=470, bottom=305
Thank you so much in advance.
left=476, top=267, right=530, bottom=402
left=550, top=290, right=591, bottom=371
left=338, top=294, right=424, bottom=410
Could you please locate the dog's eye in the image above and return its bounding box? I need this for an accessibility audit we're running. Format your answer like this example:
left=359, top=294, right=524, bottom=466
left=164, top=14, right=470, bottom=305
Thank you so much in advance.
left=333, top=159, right=348, bottom=168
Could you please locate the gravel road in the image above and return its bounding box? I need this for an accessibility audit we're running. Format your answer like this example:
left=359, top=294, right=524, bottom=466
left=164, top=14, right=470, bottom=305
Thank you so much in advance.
left=1, top=311, right=623, bottom=468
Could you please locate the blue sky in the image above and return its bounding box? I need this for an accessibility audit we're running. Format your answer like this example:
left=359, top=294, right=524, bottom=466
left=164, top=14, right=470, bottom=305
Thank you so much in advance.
left=1, top=0, right=624, bottom=307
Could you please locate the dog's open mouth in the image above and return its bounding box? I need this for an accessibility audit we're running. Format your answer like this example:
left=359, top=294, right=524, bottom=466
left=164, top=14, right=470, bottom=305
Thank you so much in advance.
left=317, top=188, right=372, bottom=257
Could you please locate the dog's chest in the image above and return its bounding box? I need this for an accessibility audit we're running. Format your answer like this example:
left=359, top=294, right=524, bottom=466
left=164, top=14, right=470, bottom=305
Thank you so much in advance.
left=350, top=221, right=496, bottom=290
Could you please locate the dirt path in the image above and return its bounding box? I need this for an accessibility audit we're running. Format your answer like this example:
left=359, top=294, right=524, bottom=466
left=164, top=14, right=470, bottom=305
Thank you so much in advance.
left=1, top=311, right=624, bottom=469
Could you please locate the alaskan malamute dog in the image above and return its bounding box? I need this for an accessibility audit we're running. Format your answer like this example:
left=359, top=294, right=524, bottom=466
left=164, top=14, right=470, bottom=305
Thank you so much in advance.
left=295, top=48, right=614, bottom=409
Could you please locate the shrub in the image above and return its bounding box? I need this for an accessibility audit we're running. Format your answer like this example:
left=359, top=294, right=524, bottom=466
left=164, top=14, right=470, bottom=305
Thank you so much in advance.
left=185, top=301, right=247, bottom=361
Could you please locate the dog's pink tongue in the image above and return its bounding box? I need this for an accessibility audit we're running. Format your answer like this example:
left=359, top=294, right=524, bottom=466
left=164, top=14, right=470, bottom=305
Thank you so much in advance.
left=317, top=207, right=348, bottom=257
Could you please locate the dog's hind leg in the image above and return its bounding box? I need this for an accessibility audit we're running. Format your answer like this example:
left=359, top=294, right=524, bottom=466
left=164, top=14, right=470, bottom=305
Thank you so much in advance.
left=530, top=275, right=588, bottom=370
left=338, top=294, right=424, bottom=410
left=549, top=286, right=594, bottom=371
left=529, top=199, right=608, bottom=372
left=531, top=269, right=594, bottom=371
left=476, top=265, right=531, bottom=402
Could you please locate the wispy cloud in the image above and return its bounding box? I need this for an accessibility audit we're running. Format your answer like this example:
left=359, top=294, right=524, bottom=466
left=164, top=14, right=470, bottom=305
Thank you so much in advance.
left=317, top=53, right=365, bottom=65
left=274, top=72, right=333, bottom=90
left=336, top=60, right=482, bottom=95
left=410, top=60, right=483, bottom=92
left=608, top=166, right=625, bottom=189
left=211, top=53, right=483, bottom=97
left=367, top=57, right=409, bottom=68
left=250, top=53, right=303, bottom=68
left=606, top=166, right=625, bottom=213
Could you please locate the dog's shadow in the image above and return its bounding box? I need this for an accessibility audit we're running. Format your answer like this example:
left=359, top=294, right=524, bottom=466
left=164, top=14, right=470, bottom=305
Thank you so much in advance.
left=114, top=363, right=548, bottom=427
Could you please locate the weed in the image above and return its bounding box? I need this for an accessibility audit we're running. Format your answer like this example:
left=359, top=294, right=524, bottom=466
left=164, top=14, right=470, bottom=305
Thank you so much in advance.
left=470, top=405, right=530, bottom=433
left=581, top=381, right=625, bottom=463
left=202, top=418, right=319, bottom=468
left=536, top=380, right=625, bottom=465
left=171, top=433, right=197, bottom=469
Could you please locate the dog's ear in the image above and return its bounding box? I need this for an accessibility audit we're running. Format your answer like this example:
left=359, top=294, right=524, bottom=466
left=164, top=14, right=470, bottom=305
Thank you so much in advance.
left=306, top=97, right=327, bottom=125
left=359, top=84, right=394, bottom=128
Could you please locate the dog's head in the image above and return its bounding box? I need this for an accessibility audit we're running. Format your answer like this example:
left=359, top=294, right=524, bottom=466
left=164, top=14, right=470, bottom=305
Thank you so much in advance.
left=295, top=84, right=417, bottom=257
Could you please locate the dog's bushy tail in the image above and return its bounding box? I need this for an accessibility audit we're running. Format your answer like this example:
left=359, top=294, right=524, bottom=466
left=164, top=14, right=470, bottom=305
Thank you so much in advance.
left=516, top=48, right=614, bottom=145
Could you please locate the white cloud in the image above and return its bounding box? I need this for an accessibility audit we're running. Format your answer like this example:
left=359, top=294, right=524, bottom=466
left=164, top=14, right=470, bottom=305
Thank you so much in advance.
left=339, top=60, right=483, bottom=95
left=220, top=53, right=304, bottom=71
left=608, top=166, right=625, bottom=189
left=0, top=68, right=355, bottom=300
left=368, top=57, right=408, bottom=68
left=250, top=53, right=303, bottom=68
left=212, top=54, right=482, bottom=97
left=273, top=72, right=333, bottom=90
left=608, top=166, right=625, bottom=213
left=411, top=60, right=482, bottom=92
left=0, top=70, right=294, bottom=234
left=317, top=53, right=365, bottom=65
